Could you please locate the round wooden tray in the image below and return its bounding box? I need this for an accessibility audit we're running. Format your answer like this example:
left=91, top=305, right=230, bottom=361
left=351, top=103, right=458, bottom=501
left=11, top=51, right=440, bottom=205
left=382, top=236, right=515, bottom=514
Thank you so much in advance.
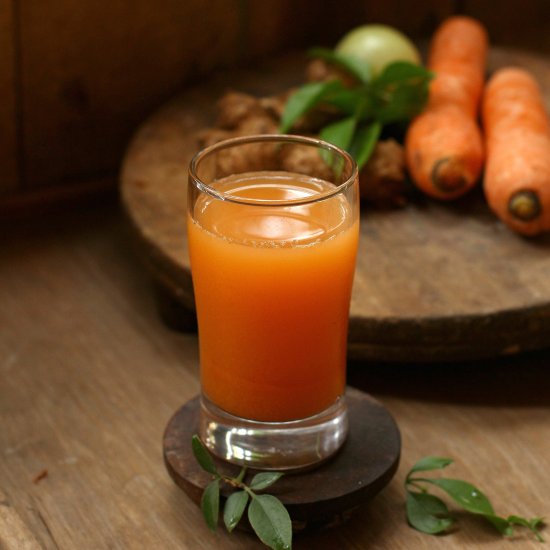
left=163, top=387, right=401, bottom=532
left=121, top=48, right=550, bottom=362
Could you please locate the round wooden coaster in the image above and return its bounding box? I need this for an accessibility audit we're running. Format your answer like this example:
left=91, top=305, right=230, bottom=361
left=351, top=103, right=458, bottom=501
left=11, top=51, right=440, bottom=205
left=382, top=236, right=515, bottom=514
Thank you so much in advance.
left=121, top=48, right=550, bottom=362
left=163, top=386, right=401, bottom=532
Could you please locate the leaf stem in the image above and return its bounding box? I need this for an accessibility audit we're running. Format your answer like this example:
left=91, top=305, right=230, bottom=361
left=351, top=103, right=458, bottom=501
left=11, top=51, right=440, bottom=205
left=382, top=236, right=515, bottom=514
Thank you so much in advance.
left=236, top=467, right=247, bottom=483
left=407, top=477, right=441, bottom=487
left=407, top=481, right=429, bottom=493
left=221, top=475, right=245, bottom=489
left=219, top=474, right=257, bottom=500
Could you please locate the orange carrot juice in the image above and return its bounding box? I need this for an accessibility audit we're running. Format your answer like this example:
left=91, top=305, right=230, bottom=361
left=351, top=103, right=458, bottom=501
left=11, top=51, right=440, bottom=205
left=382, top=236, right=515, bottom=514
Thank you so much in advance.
left=188, top=171, right=359, bottom=422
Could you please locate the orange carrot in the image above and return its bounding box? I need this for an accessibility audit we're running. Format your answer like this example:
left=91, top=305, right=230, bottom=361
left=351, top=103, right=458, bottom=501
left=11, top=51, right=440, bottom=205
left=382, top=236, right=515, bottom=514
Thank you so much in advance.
left=405, top=16, right=488, bottom=199
left=482, top=67, right=550, bottom=236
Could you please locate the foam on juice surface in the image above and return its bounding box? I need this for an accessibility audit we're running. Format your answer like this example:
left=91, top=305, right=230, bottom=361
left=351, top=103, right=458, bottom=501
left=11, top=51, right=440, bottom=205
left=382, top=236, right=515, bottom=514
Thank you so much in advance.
left=193, top=171, right=351, bottom=247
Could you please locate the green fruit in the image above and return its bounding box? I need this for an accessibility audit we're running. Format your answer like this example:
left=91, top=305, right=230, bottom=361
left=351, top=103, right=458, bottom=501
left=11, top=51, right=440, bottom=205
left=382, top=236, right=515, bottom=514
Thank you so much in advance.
left=335, top=24, right=421, bottom=75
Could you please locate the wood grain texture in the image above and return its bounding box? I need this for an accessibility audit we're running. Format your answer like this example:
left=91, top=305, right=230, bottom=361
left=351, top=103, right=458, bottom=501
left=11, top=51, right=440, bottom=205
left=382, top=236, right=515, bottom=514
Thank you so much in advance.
left=120, top=48, right=550, bottom=362
left=359, top=0, right=456, bottom=37
left=16, top=0, right=238, bottom=189
left=0, top=203, right=548, bottom=548
left=4, top=0, right=550, bottom=208
left=463, top=0, right=550, bottom=53
left=0, top=0, right=18, bottom=194
left=0, top=488, right=42, bottom=550
left=13, top=0, right=332, bottom=192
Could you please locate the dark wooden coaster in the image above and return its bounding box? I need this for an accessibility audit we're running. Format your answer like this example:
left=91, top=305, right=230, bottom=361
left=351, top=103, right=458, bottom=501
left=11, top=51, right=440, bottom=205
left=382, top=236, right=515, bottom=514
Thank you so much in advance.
left=163, top=386, right=401, bottom=532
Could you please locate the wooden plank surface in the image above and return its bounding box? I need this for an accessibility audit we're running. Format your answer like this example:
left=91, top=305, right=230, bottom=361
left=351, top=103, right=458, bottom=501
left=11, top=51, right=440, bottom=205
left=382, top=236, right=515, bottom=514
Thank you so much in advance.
left=5, top=0, right=550, bottom=204
left=15, top=0, right=236, bottom=189
left=0, top=202, right=548, bottom=549
left=0, top=0, right=18, bottom=194
left=120, top=49, right=550, bottom=362
left=14, top=0, right=336, bottom=192
left=463, top=0, right=550, bottom=52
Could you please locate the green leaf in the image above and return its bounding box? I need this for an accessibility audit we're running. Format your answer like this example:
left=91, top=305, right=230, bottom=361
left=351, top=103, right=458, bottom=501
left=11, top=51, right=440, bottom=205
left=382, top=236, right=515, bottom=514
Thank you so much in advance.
left=406, top=491, right=454, bottom=534
left=191, top=435, right=218, bottom=476
left=325, top=87, right=370, bottom=116
left=507, top=515, right=543, bottom=529
left=375, top=61, right=433, bottom=87
left=319, top=116, right=357, bottom=151
left=507, top=516, right=546, bottom=542
left=279, top=80, right=343, bottom=133
left=223, top=490, right=249, bottom=533
left=408, top=457, right=454, bottom=477
left=308, top=47, right=371, bottom=84
left=201, top=479, right=220, bottom=532
left=421, top=478, right=495, bottom=516
left=250, top=472, right=284, bottom=492
left=528, top=517, right=545, bottom=529
left=248, top=494, right=292, bottom=550
left=370, top=61, right=433, bottom=124
left=378, top=85, right=430, bottom=124
left=483, top=514, right=514, bottom=536
left=405, top=457, right=545, bottom=542
left=350, top=121, right=382, bottom=168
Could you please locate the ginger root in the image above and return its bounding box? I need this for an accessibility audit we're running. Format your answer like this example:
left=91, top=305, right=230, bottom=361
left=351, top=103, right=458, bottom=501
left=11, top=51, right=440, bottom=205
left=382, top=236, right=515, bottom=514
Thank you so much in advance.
left=196, top=87, right=407, bottom=207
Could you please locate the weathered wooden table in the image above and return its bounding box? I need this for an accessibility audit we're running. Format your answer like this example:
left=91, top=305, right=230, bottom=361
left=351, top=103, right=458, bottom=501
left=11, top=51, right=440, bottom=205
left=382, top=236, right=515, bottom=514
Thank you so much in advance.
left=1, top=202, right=548, bottom=549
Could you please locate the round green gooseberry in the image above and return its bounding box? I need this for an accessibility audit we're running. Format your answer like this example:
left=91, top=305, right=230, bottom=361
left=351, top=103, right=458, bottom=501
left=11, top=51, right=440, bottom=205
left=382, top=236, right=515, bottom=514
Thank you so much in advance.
left=335, top=24, right=421, bottom=75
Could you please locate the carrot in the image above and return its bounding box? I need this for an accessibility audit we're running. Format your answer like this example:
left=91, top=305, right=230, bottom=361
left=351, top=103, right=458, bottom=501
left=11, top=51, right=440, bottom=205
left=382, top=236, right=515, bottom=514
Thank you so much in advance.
left=482, top=67, right=550, bottom=236
left=405, top=16, right=488, bottom=199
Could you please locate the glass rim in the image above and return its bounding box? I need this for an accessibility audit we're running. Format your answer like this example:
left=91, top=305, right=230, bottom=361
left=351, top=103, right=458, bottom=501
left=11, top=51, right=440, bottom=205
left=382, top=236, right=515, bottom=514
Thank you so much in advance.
left=188, top=134, right=358, bottom=207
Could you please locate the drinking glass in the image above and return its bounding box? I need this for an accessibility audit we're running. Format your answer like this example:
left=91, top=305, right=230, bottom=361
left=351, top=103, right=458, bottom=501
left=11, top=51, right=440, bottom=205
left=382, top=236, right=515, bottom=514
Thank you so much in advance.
left=187, top=134, right=359, bottom=470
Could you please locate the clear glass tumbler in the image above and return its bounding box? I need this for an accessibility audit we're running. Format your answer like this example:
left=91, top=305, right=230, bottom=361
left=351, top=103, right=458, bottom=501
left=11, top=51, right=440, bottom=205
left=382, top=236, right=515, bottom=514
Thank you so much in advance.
left=187, top=134, right=359, bottom=470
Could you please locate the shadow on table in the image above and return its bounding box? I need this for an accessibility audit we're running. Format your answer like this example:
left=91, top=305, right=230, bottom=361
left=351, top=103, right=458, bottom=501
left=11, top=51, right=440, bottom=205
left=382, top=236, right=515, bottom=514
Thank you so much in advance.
left=15, top=200, right=547, bottom=411
left=347, top=348, right=550, bottom=407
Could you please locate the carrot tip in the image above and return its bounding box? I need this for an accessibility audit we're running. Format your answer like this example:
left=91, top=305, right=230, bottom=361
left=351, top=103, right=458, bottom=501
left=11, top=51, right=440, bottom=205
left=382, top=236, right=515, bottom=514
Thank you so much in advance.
left=431, top=157, right=467, bottom=193
left=508, top=190, right=541, bottom=221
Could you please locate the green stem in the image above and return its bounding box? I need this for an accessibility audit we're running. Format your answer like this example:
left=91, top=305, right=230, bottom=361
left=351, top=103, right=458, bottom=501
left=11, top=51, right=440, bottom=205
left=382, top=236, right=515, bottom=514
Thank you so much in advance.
left=221, top=475, right=244, bottom=489
left=220, top=474, right=256, bottom=499
left=353, top=94, right=371, bottom=122
left=236, top=467, right=247, bottom=483
left=406, top=480, right=429, bottom=493
left=408, top=477, right=440, bottom=486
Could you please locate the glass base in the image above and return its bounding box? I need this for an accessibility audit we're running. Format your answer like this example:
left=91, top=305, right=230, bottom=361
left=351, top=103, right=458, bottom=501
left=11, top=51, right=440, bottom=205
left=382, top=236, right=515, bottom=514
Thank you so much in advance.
left=199, top=395, right=349, bottom=471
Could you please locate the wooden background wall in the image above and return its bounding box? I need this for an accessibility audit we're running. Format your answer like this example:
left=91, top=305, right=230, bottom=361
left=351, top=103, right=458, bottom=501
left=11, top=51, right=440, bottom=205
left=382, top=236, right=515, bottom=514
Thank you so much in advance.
left=1, top=0, right=549, bottom=211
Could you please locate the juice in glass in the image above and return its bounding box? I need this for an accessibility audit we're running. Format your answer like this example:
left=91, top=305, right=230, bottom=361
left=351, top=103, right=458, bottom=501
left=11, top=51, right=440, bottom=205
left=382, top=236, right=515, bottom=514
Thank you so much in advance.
left=187, top=135, right=358, bottom=469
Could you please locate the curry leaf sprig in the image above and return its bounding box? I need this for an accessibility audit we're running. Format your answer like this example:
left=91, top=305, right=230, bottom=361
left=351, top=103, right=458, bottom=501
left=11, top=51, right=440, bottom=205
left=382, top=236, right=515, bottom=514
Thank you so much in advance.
left=405, top=456, right=545, bottom=542
left=280, top=49, right=433, bottom=169
left=192, top=435, right=292, bottom=550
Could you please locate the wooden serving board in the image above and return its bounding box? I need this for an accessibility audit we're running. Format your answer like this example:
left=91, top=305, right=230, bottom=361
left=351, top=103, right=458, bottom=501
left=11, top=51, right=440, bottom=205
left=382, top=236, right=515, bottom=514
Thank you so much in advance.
left=121, top=48, right=550, bottom=362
